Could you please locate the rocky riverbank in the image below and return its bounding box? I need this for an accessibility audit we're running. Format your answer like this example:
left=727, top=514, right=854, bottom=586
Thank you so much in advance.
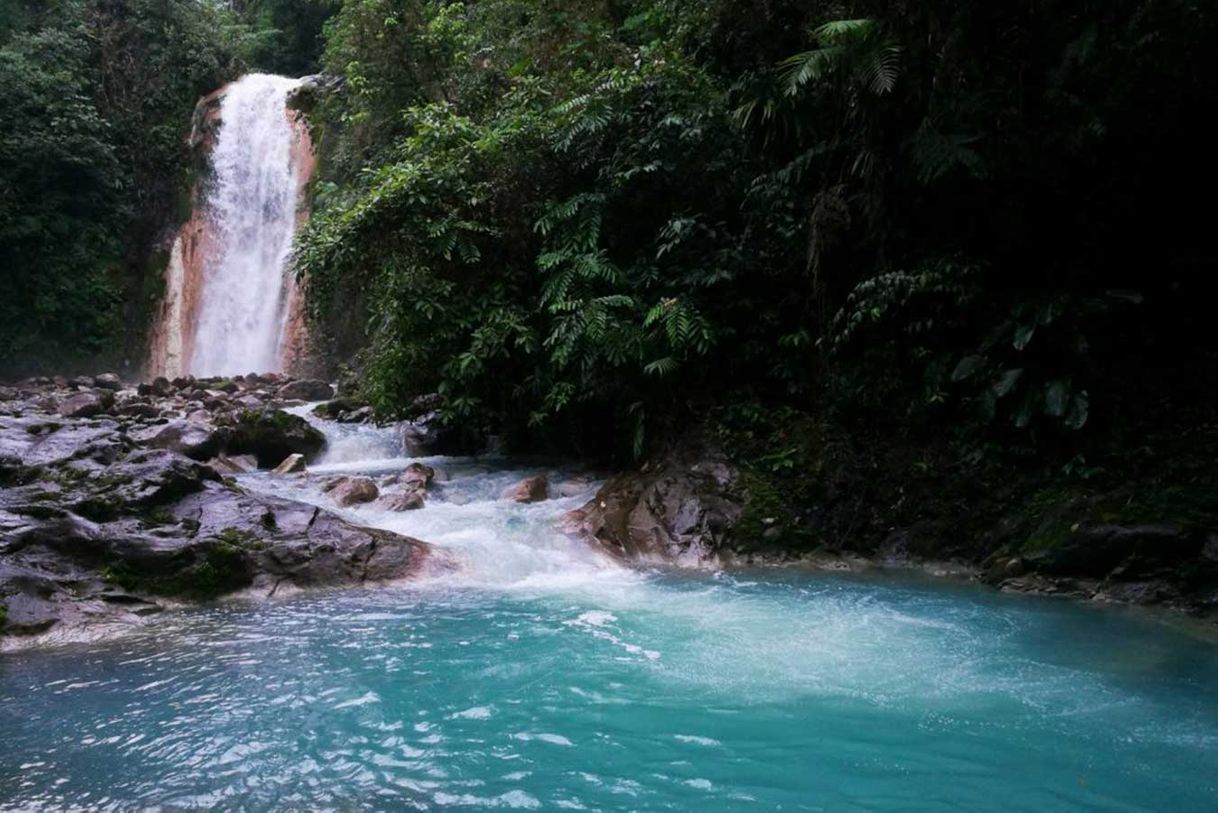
left=560, top=430, right=1218, bottom=622
left=0, top=373, right=434, bottom=647
left=5, top=371, right=1216, bottom=646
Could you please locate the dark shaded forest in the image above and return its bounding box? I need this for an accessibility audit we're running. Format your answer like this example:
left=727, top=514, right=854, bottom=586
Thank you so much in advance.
left=4, top=0, right=1217, bottom=479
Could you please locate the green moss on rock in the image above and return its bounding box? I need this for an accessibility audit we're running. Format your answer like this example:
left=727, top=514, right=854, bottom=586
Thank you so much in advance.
left=102, top=530, right=262, bottom=600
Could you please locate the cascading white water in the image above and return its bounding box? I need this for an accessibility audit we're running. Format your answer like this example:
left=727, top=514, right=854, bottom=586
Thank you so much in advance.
left=189, top=74, right=304, bottom=376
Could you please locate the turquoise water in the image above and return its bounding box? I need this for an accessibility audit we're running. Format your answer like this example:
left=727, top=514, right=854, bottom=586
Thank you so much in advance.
left=3, top=415, right=1217, bottom=811
left=2, top=573, right=1217, bottom=810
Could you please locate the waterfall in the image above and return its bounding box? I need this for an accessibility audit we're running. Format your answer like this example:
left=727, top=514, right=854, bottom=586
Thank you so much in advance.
left=148, top=73, right=313, bottom=379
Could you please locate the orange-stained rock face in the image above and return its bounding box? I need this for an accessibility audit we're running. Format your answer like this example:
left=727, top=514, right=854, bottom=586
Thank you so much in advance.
left=145, top=192, right=216, bottom=379
left=146, top=82, right=316, bottom=379
left=278, top=107, right=317, bottom=377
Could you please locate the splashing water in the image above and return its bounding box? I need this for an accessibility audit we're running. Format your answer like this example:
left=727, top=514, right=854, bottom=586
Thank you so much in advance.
left=189, top=74, right=303, bottom=376
left=3, top=411, right=1218, bottom=810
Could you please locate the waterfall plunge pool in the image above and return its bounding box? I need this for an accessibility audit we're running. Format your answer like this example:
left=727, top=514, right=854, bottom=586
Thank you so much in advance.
left=2, top=569, right=1217, bottom=810
left=2, top=417, right=1216, bottom=811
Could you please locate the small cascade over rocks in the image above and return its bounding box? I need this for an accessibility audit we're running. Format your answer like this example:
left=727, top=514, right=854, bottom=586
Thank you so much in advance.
left=148, top=74, right=315, bottom=379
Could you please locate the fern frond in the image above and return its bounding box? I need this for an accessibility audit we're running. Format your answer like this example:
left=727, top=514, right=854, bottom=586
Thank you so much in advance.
left=813, top=18, right=873, bottom=41
left=862, top=45, right=901, bottom=95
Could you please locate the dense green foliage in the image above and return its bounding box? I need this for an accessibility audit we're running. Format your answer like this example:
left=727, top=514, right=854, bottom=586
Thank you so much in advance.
left=296, top=0, right=1218, bottom=458
left=229, top=0, right=337, bottom=75
left=0, top=0, right=327, bottom=375
left=4, top=0, right=1216, bottom=468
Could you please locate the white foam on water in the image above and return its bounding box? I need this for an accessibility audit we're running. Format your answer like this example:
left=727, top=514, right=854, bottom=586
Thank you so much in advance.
left=239, top=412, right=1218, bottom=729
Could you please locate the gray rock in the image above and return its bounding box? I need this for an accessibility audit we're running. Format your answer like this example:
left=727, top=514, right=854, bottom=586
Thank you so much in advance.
left=337, top=405, right=374, bottom=424
left=118, top=402, right=162, bottom=420
left=312, top=397, right=365, bottom=420
left=93, top=373, right=123, bottom=390
left=0, top=420, right=432, bottom=643
left=278, top=379, right=334, bottom=401
left=57, top=390, right=112, bottom=418
left=130, top=419, right=225, bottom=460
left=221, top=408, right=325, bottom=468
left=20, top=422, right=128, bottom=467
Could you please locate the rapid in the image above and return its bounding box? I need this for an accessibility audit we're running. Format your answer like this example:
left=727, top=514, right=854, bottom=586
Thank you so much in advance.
left=2, top=409, right=1217, bottom=810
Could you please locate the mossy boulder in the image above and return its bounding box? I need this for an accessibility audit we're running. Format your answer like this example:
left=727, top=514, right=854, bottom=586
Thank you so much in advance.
left=222, top=408, right=325, bottom=468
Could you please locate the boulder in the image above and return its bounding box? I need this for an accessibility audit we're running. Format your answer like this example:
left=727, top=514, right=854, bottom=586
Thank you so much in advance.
left=329, top=476, right=379, bottom=506
left=501, top=475, right=549, bottom=503
left=93, top=373, right=123, bottom=391
left=57, top=390, right=112, bottom=419
left=403, top=462, right=435, bottom=487
left=19, top=421, right=128, bottom=467
left=1, top=475, right=431, bottom=642
left=118, top=402, right=162, bottom=420
left=312, top=397, right=364, bottom=420
left=129, top=419, right=225, bottom=461
left=69, top=448, right=221, bottom=518
left=371, top=463, right=434, bottom=511
left=1019, top=524, right=1206, bottom=579
left=0, top=385, right=435, bottom=644
left=408, top=392, right=443, bottom=418
left=278, top=379, right=334, bottom=401
left=273, top=453, right=307, bottom=474
left=337, top=405, right=374, bottom=424
left=401, top=408, right=478, bottom=456
left=222, top=408, right=325, bottom=468
left=561, top=442, right=743, bottom=564
left=377, top=491, right=425, bottom=511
